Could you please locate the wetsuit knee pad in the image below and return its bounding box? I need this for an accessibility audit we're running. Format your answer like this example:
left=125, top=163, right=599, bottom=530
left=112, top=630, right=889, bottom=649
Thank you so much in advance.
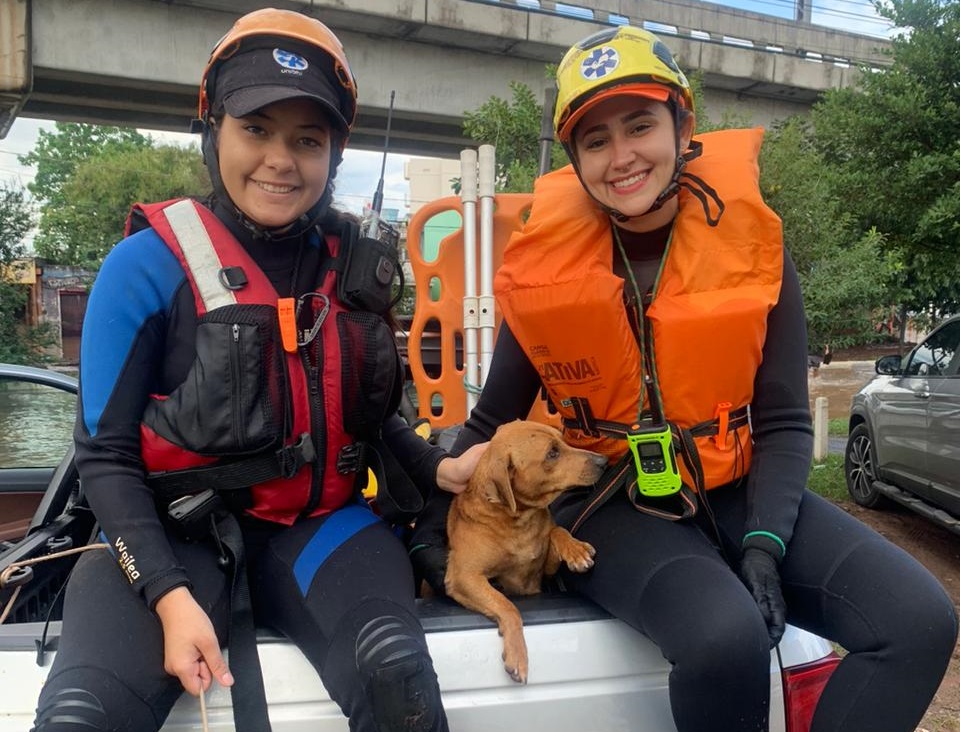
left=32, top=669, right=158, bottom=732
left=355, top=612, right=445, bottom=732
left=32, top=687, right=109, bottom=731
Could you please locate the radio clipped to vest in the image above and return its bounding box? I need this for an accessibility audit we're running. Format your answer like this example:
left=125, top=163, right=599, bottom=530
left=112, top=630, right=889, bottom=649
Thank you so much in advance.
left=337, top=219, right=402, bottom=316
left=626, top=422, right=682, bottom=497
left=339, top=91, right=404, bottom=316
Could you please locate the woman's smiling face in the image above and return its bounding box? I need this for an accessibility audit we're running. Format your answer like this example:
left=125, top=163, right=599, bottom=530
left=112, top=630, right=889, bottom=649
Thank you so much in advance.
left=573, top=95, right=693, bottom=232
left=216, top=97, right=334, bottom=230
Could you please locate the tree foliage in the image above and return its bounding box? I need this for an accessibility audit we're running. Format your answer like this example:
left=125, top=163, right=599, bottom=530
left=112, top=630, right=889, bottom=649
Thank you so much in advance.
left=760, top=117, right=897, bottom=348
left=19, top=122, right=209, bottom=267
left=811, top=0, right=960, bottom=315
left=462, top=79, right=566, bottom=192
left=0, top=183, right=32, bottom=262
left=35, top=145, right=209, bottom=267
left=20, top=123, right=151, bottom=203
left=0, top=183, right=54, bottom=363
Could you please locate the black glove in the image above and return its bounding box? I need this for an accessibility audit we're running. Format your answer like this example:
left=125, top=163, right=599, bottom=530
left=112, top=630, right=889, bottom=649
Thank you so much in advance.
left=407, top=491, right=454, bottom=597
left=410, top=544, right=449, bottom=597
left=739, top=547, right=786, bottom=647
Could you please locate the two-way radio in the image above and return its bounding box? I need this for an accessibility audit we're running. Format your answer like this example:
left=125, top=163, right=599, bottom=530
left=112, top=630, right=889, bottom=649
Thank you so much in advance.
left=626, top=423, right=682, bottom=497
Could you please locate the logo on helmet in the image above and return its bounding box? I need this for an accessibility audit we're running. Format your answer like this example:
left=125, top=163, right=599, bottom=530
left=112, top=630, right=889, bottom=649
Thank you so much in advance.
left=273, top=48, right=308, bottom=74
left=580, top=47, right=619, bottom=80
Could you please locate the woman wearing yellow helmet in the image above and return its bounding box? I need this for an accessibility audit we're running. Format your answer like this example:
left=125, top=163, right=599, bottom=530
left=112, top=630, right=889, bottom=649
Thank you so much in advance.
left=31, top=8, right=484, bottom=732
left=410, top=25, right=956, bottom=731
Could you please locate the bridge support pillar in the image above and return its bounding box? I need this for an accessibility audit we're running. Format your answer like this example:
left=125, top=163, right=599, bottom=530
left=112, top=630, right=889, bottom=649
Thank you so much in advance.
left=0, top=0, right=31, bottom=139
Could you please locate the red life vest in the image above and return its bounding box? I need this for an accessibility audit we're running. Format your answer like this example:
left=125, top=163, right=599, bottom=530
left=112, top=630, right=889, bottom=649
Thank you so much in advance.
left=135, top=198, right=357, bottom=524
left=495, top=128, right=783, bottom=491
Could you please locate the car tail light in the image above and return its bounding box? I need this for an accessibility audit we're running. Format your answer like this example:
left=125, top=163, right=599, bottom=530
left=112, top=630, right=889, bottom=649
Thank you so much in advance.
left=783, top=652, right=842, bottom=732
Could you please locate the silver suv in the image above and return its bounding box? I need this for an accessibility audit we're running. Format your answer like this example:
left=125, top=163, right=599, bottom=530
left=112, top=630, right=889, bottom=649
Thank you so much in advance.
left=845, top=315, right=960, bottom=535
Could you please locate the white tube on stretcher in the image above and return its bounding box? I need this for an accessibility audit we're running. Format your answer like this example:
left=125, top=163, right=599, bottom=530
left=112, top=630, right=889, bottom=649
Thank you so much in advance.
left=478, top=144, right=496, bottom=387
left=460, top=149, right=480, bottom=414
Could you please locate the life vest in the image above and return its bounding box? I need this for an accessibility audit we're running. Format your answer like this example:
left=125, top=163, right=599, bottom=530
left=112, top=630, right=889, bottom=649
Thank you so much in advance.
left=133, top=198, right=380, bottom=524
left=495, top=128, right=783, bottom=491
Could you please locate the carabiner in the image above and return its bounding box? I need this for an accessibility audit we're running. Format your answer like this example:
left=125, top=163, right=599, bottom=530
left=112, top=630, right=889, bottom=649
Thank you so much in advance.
left=296, top=292, right=330, bottom=347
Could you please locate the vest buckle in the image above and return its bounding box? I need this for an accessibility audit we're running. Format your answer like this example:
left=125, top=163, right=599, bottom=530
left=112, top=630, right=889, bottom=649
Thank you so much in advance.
left=336, top=442, right=367, bottom=475
left=277, top=433, right=316, bottom=478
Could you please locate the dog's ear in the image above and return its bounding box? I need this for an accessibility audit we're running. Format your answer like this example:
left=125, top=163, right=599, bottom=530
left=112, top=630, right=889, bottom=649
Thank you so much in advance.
left=478, top=452, right=517, bottom=514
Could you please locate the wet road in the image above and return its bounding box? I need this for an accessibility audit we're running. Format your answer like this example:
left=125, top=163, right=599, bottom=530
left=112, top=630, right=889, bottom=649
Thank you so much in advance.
left=807, top=360, right=877, bottom=454
left=807, top=360, right=876, bottom=422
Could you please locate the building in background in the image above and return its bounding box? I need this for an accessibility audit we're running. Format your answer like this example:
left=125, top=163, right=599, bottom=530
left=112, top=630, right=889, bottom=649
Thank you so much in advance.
left=1, top=258, right=95, bottom=363
left=404, top=158, right=461, bottom=217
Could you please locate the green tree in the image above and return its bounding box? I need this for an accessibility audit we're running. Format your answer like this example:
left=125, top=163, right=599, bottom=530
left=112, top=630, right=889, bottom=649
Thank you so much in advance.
left=36, top=145, right=209, bottom=267
left=19, top=123, right=154, bottom=266
left=20, top=123, right=151, bottom=204
left=760, top=116, right=897, bottom=348
left=0, top=183, right=54, bottom=363
left=462, top=79, right=566, bottom=192
left=811, top=0, right=960, bottom=319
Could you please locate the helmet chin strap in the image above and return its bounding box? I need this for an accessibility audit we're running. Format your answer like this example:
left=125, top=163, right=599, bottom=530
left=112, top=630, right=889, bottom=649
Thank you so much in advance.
left=200, top=121, right=339, bottom=242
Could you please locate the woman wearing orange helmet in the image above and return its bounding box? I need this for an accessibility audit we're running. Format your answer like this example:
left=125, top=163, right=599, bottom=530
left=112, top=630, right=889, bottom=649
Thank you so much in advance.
left=410, top=26, right=956, bottom=731
left=32, top=9, right=480, bottom=732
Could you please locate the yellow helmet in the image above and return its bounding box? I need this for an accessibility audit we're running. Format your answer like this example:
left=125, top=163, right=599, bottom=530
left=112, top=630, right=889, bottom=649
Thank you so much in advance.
left=554, top=26, right=693, bottom=143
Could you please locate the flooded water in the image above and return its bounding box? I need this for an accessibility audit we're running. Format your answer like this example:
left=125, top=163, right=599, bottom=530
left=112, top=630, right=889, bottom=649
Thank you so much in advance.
left=807, top=360, right=877, bottom=422
left=0, top=382, right=76, bottom=469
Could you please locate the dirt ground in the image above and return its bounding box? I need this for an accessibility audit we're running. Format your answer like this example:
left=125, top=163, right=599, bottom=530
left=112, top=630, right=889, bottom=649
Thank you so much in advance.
left=807, top=347, right=960, bottom=731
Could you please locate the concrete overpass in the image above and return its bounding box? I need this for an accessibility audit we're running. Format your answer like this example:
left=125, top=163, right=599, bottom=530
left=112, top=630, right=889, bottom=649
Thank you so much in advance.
left=0, top=0, right=892, bottom=157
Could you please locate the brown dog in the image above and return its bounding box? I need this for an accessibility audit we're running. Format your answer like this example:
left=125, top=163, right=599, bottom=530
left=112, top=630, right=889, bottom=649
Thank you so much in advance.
left=445, top=420, right=607, bottom=684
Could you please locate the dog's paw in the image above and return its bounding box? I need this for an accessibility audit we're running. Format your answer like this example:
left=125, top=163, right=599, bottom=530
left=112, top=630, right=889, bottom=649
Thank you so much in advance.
left=502, top=643, right=529, bottom=684
left=563, top=539, right=596, bottom=572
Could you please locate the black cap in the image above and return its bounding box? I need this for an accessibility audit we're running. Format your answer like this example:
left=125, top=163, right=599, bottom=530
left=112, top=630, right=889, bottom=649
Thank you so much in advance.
left=213, top=46, right=350, bottom=132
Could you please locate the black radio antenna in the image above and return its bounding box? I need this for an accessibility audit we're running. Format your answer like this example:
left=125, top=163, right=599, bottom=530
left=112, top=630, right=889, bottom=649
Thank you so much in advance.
left=370, top=90, right=395, bottom=216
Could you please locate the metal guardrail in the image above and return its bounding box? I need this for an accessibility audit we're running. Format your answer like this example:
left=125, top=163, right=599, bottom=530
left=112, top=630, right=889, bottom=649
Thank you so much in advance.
left=466, top=0, right=891, bottom=70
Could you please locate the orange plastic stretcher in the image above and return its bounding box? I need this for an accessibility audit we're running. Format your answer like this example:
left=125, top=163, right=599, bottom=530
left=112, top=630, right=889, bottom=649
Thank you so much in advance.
left=404, top=194, right=558, bottom=430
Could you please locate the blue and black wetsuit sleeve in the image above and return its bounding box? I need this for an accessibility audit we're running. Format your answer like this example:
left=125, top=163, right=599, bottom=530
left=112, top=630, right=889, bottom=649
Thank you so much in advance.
left=73, top=229, right=193, bottom=608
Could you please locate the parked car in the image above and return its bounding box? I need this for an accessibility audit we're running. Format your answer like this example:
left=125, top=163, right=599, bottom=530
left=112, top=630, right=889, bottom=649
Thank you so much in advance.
left=0, top=362, right=840, bottom=731
left=845, top=315, right=960, bottom=535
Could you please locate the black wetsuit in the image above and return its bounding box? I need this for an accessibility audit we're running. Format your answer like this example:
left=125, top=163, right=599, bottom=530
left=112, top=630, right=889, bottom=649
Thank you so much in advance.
left=33, top=202, right=449, bottom=732
left=411, top=224, right=958, bottom=732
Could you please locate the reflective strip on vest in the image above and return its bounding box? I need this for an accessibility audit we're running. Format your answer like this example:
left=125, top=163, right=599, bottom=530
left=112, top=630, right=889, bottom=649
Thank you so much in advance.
left=161, top=199, right=238, bottom=312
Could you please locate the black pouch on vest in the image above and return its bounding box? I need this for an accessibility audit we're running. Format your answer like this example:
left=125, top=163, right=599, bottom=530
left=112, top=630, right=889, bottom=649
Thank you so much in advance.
left=337, top=310, right=425, bottom=524
left=144, top=304, right=286, bottom=455
left=337, top=311, right=403, bottom=437
left=338, top=233, right=401, bottom=315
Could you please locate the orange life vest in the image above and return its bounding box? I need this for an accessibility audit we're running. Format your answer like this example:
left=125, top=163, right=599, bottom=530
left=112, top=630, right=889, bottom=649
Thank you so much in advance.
left=495, top=128, right=783, bottom=490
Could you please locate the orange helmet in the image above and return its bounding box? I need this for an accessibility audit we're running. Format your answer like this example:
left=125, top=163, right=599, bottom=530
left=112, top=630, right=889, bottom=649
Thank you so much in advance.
left=198, top=8, right=357, bottom=132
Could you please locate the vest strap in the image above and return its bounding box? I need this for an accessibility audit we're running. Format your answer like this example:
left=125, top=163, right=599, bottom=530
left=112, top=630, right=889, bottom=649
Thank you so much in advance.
left=563, top=406, right=749, bottom=441
left=213, top=512, right=272, bottom=732
left=147, top=433, right=316, bottom=502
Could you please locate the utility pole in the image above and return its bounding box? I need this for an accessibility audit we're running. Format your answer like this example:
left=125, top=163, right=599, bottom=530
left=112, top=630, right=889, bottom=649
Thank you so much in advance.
left=795, top=0, right=808, bottom=23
